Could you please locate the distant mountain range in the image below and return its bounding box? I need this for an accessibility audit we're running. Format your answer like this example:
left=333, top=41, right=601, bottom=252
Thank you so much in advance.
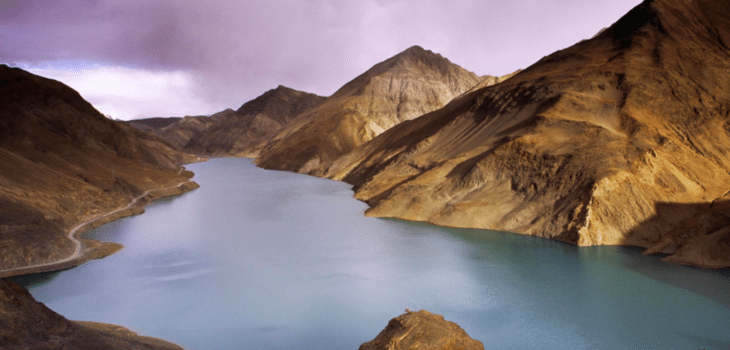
left=140, top=86, right=325, bottom=158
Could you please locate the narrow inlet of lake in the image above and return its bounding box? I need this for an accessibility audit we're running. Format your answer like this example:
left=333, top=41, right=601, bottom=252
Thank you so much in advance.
left=13, top=158, right=730, bottom=350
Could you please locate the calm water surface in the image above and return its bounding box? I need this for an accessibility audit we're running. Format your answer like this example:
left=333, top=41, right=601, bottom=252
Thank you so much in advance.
left=14, top=158, right=730, bottom=349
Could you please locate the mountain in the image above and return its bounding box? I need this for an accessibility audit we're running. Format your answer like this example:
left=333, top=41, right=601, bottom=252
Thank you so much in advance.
left=125, top=117, right=182, bottom=134
left=327, top=0, right=730, bottom=268
left=255, top=45, right=482, bottom=174
left=0, top=65, right=198, bottom=275
left=147, top=86, right=325, bottom=157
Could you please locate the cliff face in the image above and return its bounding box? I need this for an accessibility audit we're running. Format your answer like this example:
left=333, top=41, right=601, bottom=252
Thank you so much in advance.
left=0, top=65, right=198, bottom=274
left=149, top=86, right=325, bottom=158
left=255, top=45, right=482, bottom=175
left=329, top=0, right=730, bottom=268
left=360, top=310, right=484, bottom=350
left=0, top=278, right=182, bottom=349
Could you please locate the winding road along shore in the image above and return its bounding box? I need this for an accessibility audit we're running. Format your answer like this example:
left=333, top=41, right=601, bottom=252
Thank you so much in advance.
left=0, top=178, right=199, bottom=278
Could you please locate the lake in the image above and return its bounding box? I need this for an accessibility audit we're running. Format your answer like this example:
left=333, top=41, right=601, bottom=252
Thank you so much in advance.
left=13, top=158, right=730, bottom=349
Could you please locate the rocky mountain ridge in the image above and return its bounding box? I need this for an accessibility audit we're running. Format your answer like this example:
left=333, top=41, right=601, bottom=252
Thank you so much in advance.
left=136, top=85, right=325, bottom=158
left=325, top=0, right=730, bottom=268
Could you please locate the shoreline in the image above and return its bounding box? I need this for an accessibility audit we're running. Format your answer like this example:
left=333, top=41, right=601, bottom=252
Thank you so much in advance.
left=361, top=207, right=730, bottom=271
left=0, top=178, right=200, bottom=279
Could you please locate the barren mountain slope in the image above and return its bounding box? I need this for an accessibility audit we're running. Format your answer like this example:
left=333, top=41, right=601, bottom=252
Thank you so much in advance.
left=0, top=65, right=198, bottom=274
left=149, top=86, right=325, bottom=157
left=329, top=0, right=730, bottom=268
left=255, top=45, right=482, bottom=174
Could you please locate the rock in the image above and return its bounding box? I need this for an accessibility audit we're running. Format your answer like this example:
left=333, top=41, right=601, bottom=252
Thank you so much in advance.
left=255, top=45, right=482, bottom=175
left=360, top=310, right=484, bottom=350
left=328, top=0, right=730, bottom=268
left=0, top=278, right=182, bottom=349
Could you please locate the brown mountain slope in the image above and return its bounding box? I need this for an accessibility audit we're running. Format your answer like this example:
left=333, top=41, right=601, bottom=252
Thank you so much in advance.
left=328, top=0, right=730, bottom=268
left=0, top=65, right=198, bottom=276
left=255, top=45, right=482, bottom=174
left=152, top=86, right=325, bottom=157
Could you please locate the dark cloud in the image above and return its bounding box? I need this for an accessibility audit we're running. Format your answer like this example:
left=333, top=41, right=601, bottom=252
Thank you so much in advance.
left=1, top=0, right=642, bottom=118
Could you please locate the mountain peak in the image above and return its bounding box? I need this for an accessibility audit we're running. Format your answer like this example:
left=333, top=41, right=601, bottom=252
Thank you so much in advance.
left=236, top=85, right=322, bottom=116
left=401, top=45, right=427, bottom=55
left=392, top=45, right=447, bottom=66
left=328, top=45, right=473, bottom=101
left=256, top=45, right=481, bottom=174
left=600, top=0, right=663, bottom=44
left=597, top=0, right=730, bottom=47
left=274, top=84, right=294, bottom=92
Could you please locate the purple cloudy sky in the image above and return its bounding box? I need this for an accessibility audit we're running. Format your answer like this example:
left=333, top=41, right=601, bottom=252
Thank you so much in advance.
left=2, top=0, right=641, bottom=120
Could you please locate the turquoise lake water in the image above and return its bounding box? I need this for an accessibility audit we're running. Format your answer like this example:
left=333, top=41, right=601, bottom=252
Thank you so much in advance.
left=13, top=158, right=730, bottom=349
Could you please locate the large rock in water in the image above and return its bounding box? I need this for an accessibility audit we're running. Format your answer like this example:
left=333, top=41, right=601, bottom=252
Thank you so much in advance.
left=360, top=310, right=484, bottom=350
left=0, top=278, right=182, bottom=349
left=255, top=45, right=482, bottom=175
left=328, top=0, right=730, bottom=268
left=152, top=85, right=325, bottom=157
left=0, top=65, right=198, bottom=274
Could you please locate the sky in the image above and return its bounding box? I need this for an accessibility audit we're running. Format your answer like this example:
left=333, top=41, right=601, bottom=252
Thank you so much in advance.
left=1, top=0, right=642, bottom=120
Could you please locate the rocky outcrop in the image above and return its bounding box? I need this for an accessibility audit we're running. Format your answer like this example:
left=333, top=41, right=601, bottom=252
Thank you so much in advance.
left=0, top=278, right=183, bottom=349
left=255, top=45, right=482, bottom=175
left=360, top=310, right=484, bottom=350
left=328, top=0, right=730, bottom=268
left=0, top=65, right=199, bottom=275
left=146, top=86, right=325, bottom=158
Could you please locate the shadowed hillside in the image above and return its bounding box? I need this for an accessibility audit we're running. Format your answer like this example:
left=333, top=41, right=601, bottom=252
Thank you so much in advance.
left=0, top=65, right=198, bottom=275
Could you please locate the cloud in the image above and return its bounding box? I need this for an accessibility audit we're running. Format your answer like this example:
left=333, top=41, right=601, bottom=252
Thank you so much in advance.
left=23, top=64, right=216, bottom=119
left=2, top=0, right=643, bottom=120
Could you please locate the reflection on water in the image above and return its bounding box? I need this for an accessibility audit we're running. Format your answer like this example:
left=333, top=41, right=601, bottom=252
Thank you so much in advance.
left=12, top=158, right=730, bottom=350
